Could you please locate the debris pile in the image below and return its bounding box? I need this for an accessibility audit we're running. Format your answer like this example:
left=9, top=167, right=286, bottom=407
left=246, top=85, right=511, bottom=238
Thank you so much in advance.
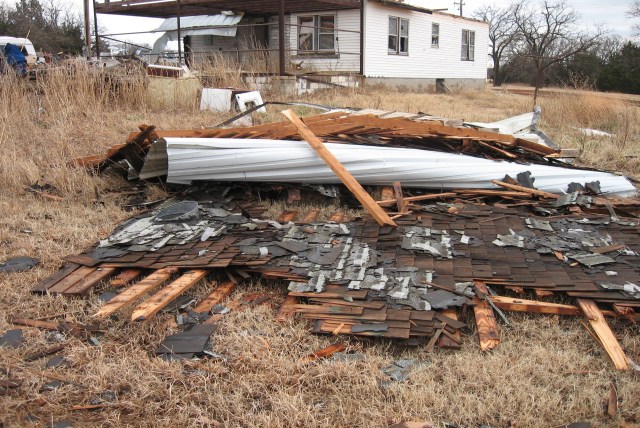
left=23, top=107, right=640, bottom=369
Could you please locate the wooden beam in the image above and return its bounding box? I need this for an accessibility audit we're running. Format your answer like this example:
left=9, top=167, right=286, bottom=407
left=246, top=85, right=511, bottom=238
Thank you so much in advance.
left=131, top=270, right=208, bottom=321
left=473, top=281, right=500, bottom=351
left=94, top=267, right=179, bottom=318
left=282, top=109, right=397, bottom=228
left=490, top=295, right=582, bottom=316
left=576, top=298, right=629, bottom=371
left=192, top=281, right=237, bottom=314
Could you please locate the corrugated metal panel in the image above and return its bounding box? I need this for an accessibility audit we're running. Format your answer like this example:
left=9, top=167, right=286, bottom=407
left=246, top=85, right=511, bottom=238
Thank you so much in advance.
left=155, top=13, right=243, bottom=37
left=153, top=138, right=636, bottom=196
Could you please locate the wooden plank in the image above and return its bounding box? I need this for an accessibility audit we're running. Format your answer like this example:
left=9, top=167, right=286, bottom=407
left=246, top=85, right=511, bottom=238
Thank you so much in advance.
left=63, top=267, right=117, bottom=295
left=490, top=295, right=582, bottom=316
left=282, top=109, right=397, bottom=228
left=31, top=263, right=81, bottom=293
left=438, top=309, right=462, bottom=349
left=94, top=268, right=179, bottom=318
left=276, top=210, right=299, bottom=222
left=473, top=281, right=500, bottom=351
left=46, top=266, right=98, bottom=294
left=491, top=180, right=559, bottom=199
left=392, top=181, right=407, bottom=213
left=110, top=269, right=144, bottom=287
left=276, top=295, right=299, bottom=322
left=192, top=281, right=237, bottom=314
left=300, top=209, right=320, bottom=223
left=131, top=270, right=208, bottom=321
left=377, top=192, right=457, bottom=207
left=576, top=298, right=629, bottom=370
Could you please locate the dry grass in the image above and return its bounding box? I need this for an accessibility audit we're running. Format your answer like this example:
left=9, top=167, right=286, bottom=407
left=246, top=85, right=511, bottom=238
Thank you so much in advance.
left=0, top=69, right=639, bottom=427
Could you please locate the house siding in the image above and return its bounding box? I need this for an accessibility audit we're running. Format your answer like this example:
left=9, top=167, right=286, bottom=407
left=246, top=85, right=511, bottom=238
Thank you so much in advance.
left=364, top=3, right=488, bottom=82
left=286, top=9, right=361, bottom=72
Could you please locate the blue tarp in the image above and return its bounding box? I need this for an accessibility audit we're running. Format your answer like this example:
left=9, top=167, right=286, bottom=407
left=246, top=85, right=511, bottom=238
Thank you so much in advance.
left=3, top=43, right=27, bottom=76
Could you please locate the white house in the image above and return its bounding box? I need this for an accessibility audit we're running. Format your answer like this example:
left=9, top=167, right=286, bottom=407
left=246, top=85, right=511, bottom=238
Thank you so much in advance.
left=95, top=0, right=489, bottom=90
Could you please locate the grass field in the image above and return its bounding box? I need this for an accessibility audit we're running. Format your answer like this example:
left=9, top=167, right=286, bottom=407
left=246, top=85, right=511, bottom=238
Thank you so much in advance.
left=0, top=67, right=638, bottom=427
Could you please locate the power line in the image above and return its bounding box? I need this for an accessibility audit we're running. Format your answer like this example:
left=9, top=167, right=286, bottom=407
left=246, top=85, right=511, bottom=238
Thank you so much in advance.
left=454, top=0, right=465, bottom=16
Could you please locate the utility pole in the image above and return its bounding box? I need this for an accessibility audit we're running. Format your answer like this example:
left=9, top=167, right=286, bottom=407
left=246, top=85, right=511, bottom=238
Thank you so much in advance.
left=84, top=0, right=91, bottom=59
left=454, top=0, right=465, bottom=16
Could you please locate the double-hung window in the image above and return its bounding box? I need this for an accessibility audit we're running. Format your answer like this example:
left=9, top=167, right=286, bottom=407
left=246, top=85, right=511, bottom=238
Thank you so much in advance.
left=298, top=15, right=335, bottom=53
left=388, top=16, right=409, bottom=55
left=461, top=29, right=475, bottom=61
left=431, top=23, right=439, bottom=47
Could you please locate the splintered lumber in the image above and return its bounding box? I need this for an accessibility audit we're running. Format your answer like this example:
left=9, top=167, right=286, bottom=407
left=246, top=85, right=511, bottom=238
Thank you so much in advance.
left=491, top=180, right=559, bottom=199
left=110, top=269, right=144, bottom=287
left=301, top=342, right=346, bottom=363
left=282, top=109, right=397, bottom=228
left=131, top=270, right=208, bottom=321
left=438, top=309, right=462, bottom=349
left=392, top=181, right=408, bottom=213
left=94, top=267, right=179, bottom=318
left=576, top=298, right=629, bottom=370
left=192, top=281, right=236, bottom=314
left=376, top=192, right=457, bottom=207
left=276, top=295, right=299, bottom=322
left=473, top=282, right=501, bottom=351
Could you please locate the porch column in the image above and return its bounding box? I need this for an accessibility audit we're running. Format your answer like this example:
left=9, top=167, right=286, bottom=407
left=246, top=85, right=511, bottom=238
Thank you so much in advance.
left=359, top=0, right=365, bottom=75
left=92, top=0, right=100, bottom=60
left=176, top=0, right=182, bottom=65
left=278, top=0, right=285, bottom=76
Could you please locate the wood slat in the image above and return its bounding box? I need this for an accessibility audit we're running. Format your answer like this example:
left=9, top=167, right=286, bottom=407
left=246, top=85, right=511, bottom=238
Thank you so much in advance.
left=300, top=209, right=320, bottom=223
left=577, top=298, right=629, bottom=370
left=473, top=281, right=500, bottom=351
left=63, top=267, right=117, bottom=295
left=31, top=263, right=81, bottom=293
left=438, top=309, right=462, bottom=349
left=46, top=266, right=99, bottom=294
left=192, top=280, right=236, bottom=313
left=94, top=267, right=179, bottom=318
left=490, top=295, right=582, bottom=316
left=110, top=269, right=144, bottom=287
left=131, top=270, right=208, bottom=321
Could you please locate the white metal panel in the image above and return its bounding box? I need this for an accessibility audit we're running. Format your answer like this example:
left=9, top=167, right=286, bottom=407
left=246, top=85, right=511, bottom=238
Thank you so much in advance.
left=159, top=138, right=636, bottom=196
left=364, top=3, right=488, bottom=79
left=155, top=14, right=243, bottom=35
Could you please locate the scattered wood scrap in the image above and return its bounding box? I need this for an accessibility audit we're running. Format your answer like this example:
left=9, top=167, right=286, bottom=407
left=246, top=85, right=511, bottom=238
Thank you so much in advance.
left=577, top=299, right=629, bottom=371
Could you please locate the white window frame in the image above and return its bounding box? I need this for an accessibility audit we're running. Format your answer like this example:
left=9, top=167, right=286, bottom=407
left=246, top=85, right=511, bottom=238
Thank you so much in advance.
left=461, top=29, right=475, bottom=61
left=431, top=23, right=439, bottom=48
left=388, top=16, right=409, bottom=55
left=297, top=14, right=335, bottom=54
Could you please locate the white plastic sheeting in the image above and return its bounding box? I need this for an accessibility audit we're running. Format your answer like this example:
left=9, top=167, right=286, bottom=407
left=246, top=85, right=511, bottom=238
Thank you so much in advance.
left=150, top=138, right=636, bottom=196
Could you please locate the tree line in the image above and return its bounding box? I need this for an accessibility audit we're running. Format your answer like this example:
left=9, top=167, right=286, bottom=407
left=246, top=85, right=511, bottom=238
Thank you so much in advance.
left=0, top=0, right=84, bottom=55
left=475, top=0, right=640, bottom=97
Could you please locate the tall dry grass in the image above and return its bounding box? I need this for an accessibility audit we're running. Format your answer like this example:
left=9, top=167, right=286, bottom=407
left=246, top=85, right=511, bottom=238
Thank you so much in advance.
left=0, top=68, right=639, bottom=427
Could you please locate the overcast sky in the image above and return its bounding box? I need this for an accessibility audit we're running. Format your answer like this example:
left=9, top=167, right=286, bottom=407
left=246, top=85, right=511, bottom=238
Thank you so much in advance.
left=7, top=0, right=638, bottom=46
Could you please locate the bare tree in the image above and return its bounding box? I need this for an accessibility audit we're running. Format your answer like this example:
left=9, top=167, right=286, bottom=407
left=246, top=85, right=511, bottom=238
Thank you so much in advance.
left=629, top=0, right=640, bottom=36
left=513, top=0, right=605, bottom=103
left=473, top=4, right=520, bottom=86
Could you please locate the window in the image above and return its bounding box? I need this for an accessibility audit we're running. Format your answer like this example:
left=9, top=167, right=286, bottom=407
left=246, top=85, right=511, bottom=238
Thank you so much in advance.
left=298, top=15, right=335, bottom=53
left=431, top=23, right=439, bottom=47
left=461, top=29, right=475, bottom=61
left=388, top=16, right=409, bottom=55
